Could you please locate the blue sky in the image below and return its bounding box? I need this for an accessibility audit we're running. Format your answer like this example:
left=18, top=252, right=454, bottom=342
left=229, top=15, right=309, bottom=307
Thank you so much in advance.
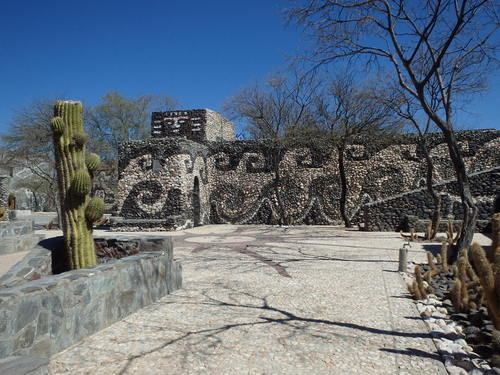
left=0, top=0, right=498, bottom=134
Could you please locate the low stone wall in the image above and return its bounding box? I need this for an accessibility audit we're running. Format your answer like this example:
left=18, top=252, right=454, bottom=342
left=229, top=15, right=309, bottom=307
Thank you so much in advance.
left=0, top=238, right=182, bottom=360
left=0, top=356, right=48, bottom=375
left=8, top=210, right=32, bottom=220
left=0, top=221, right=40, bottom=255
left=0, top=247, right=52, bottom=289
left=363, top=167, right=499, bottom=231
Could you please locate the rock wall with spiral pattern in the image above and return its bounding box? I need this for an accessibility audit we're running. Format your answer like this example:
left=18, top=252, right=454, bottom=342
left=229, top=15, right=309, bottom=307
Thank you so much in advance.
left=115, top=129, right=500, bottom=231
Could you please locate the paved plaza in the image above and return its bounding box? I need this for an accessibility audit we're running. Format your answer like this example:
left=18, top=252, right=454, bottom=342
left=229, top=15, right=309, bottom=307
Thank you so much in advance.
left=38, top=225, right=470, bottom=374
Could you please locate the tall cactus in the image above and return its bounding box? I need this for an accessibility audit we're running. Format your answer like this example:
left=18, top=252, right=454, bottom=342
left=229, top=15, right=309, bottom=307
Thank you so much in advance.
left=51, top=101, right=104, bottom=269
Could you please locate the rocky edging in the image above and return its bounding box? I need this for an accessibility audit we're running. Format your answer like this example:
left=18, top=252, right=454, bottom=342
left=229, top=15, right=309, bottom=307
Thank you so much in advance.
left=404, top=266, right=499, bottom=375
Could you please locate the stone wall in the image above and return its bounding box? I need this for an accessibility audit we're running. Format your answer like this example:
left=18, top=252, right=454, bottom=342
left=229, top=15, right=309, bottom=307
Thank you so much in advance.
left=0, top=246, right=52, bottom=289
left=363, top=167, right=499, bottom=231
left=0, top=221, right=40, bottom=256
left=115, top=138, right=210, bottom=230
left=0, top=176, right=8, bottom=208
left=0, top=238, right=182, bottom=359
left=92, top=163, right=118, bottom=213
left=115, top=123, right=500, bottom=230
left=151, top=109, right=234, bottom=142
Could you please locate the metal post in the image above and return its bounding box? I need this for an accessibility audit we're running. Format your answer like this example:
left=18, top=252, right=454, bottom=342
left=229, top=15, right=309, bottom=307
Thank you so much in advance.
left=398, top=243, right=410, bottom=272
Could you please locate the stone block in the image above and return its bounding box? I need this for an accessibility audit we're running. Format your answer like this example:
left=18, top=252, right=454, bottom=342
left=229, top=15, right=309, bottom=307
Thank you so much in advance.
left=0, top=356, right=48, bottom=375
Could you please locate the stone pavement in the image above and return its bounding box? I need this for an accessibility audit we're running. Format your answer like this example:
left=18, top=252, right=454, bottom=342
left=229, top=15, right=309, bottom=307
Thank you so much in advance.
left=44, top=224, right=478, bottom=374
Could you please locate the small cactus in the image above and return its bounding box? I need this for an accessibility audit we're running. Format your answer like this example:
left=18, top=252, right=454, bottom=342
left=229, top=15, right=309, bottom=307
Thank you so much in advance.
left=440, top=242, right=449, bottom=272
left=85, top=197, right=105, bottom=223
left=451, top=277, right=463, bottom=311
left=85, top=153, right=101, bottom=172
left=450, top=251, right=471, bottom=312
left=427, top=252, right=437, bottom=271
left=412, top=265, right=428, bottom=299
left=491, top=213, right=500, bottom=262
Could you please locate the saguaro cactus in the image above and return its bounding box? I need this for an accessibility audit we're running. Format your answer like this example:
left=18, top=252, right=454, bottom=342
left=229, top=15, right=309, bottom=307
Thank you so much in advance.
left=51, top=101, right=104, bottom=269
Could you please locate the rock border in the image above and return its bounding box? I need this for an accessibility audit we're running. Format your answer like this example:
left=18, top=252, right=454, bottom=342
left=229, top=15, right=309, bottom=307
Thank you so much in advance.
left=404, top=266, right=498, bottom=375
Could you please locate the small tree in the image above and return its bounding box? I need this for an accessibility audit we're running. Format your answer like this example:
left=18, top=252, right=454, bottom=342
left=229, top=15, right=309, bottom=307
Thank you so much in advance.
left=223, top=70, right=319, bottom=224
left=313, top=72, right=402, bottom=227
left=289, top=0, right=499, bottom=259
left=86, top=92, right=178, bottom=161
left=380, top=80, right=444, bottom=239
left=1, top=98, right=59, bottom=212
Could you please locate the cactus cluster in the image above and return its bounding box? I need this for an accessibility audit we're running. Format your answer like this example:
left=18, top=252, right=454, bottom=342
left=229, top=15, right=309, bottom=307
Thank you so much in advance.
left=408, top=265, right=430, bottom=300
left=450, top=249, right=483, bottom=312
left=410, top=214, right=500, bottom=330
left=469, top=214, right=500, bottom=328
left=401, top=219, right=462, bottom=243
left=51, top=100, right=104, bottom=270
left=446, top=219, right=462, bottom=245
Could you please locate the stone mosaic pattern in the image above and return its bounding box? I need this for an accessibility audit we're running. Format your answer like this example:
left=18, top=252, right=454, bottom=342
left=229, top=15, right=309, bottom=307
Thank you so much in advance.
left=151, top=109, right=234, bottom=142
left=0, top=176, right=8, bottom=208
left=115, top=128, right=499, bottom=230
left=364, top=167, right=500, bottom=231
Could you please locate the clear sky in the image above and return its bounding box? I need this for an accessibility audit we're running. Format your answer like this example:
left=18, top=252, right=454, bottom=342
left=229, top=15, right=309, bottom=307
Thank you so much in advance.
left=0, top=0, right=498, bottom=134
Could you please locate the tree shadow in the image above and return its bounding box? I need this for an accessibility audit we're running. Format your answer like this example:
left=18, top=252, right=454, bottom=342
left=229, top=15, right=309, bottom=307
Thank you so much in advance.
left=422, top=244, right=443, bottom=256
left=111, top=287, right=435, bottom=374
left=379, top=347, right=441, bottom=361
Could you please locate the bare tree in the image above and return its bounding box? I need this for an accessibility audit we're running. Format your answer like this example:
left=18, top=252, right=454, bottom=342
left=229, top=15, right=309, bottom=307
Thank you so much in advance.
left=1, top=98, right=59, bottom=212
left=289, top=0, right=499, bottom=259
left=86, top=92, right=178, bottom=161
left=1, top=92, right=178, bottom=214
left=314, top=72, right=402, bottom=227
left=380, top=79, right=445, bottom=239
left=223, top=70, right=319, bottom=224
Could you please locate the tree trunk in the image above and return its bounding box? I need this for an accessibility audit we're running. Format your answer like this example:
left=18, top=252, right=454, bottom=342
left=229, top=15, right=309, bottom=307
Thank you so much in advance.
left=273, top=145, right=288, bottom=225
left=420, top=137, right=441, bottom=239
left=32, top=191, right=39, bottom=212
left=441, top=127, right=478, bottom=263
left=338, top=144, right=351, bottom=228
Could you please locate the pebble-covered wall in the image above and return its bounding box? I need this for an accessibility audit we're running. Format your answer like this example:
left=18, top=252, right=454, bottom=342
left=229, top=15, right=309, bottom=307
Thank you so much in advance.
left=363, top=167, right=500, bottom=231
left=0, top=176, right=8, bottom=208
left=114, top=110, right=499, bottom=231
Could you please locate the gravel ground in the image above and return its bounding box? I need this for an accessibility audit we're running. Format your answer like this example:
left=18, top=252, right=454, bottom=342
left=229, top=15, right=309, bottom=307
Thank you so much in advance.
left=43, top=225, right=464, bottom=374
